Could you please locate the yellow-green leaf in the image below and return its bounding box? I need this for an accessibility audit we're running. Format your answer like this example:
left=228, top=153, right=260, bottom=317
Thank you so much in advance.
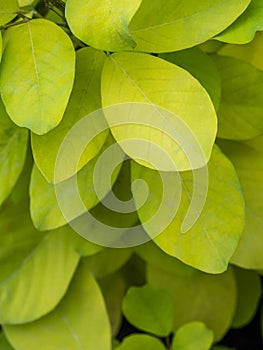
left=0, top=19, right=75, bottom=135
left=65, top=0, right=142, bottom=51
left=0, top=0, right=18, bottom=26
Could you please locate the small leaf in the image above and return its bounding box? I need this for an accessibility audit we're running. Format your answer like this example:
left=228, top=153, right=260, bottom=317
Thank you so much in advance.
left=216, top=0, right=263, bottom=44
left=232, top=267, right=262, bottom=328
left=116, top=334, right=166, bottom=350
left=102, top=52, right=217, bottom=172
left=122, top=285, right=174, bottom=337
left=0, top=19, right=75, bottom=135
left=0, top=0, right=18, bottom=26
left=218, top=137, right=263, bottom=269
left=147, top=264, right=237, bottom=341
left=132, top=146, right=245, bottom=273
left=172, top=322, right=214, bottom=350
left=129, top=0, right=251, bottom=53
left=213, top=55, right=263, bottom=140
left=0, top=333, right=14, bottom=350
left=65, top=0, right=142, bottom=51
left=160, top=48, right=221, bottom=111
left=31, top=47, right=107, bottom=183
left=4, top=260, right=112, bottom=350
left=0, top=98, right=28, bottom=206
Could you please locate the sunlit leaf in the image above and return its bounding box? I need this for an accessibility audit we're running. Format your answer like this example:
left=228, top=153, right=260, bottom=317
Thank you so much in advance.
left=147, top=264, right=237, bottom=341
left=116, top=334, right=166, bottom=350
left=172, top=322, right=214, bottom=350
left=0, top=0, right=18, bottom=26
left=0, top=19, right=75, bottom=135
left=213, top=55, right=263, bottom=140
left=216, top=0, right=263, bottom=44
left=129, top=0, right=251, bottom=53
left=122, top=285, right=174, bottom=336
left=232, top=267, right=262, bottom=328
left=102, top=52, right=217, bottom=172
left=132, top=146, right=245, bottom=273
left=4, top=260, right=112, bottom=350
left=31, top=47, right=107, bottom=183
left=65, top=0, right=142, bottom=51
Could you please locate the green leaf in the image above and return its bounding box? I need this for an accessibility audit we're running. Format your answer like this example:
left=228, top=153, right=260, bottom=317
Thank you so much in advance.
left=213, top=55, right=263, bottom=140
left=218, top=31, right=263, bottom=70
left=232, top=267, right=262, bottom=328
left=31, top=47, right=107, bottom=183
left=0, top=19, right=75, bottom=135
left=102, top=52, right=217, bottom=172
left=172, top=322, right=214, bottom=350
left=99, top=271, right=127, bottom=336
left=84, top=248, right=132, bottom=279
left=218, top=137, right=263, bottom=269
left=129, top=0, right=251, bottom=53
left=160, top=48, right=221, bottom=111
left=122, top=285, right=174, bottom=337
left=18, top=0, right=34, bottom=6
left=4, top=260, right=112, bottom=350
left=116, top=334, right=166, bottom=350
left=0, top=333, right=14, bottom=350
left=147, top=264, right=237, bottom=341
left=216, top=0, right=263, bottom=44
left=0, top=0, right=18, bottom=26
left=131, top=146, right=245, bottom=273
left=30, top=135, right=124, bottom=230
left=65, top=0, right=142, bottom=51
left=0, top=98, right=28, bottom=206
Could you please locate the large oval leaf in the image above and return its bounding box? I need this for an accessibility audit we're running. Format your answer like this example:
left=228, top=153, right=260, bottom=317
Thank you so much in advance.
left=213, top=55, right=263, bottom=140
left=4, top=260, right=112, bottom=350
left=122, top=285, right=174, bottom=337
left=31, top=47, right=107, bottom=183
left=0, top=19, right=75, bottom=135
left=131, top=146, right=245, bottom=273
left=147, top=264, right=237, bottom=341
left=0, top=99, right=28, bottom=206
left=216, top=0, right=263, bottom=44
left=102, top=52, right=217, bottom=172
left=129, top=0, right=251, bottom=53
left=218, top=137, right=263, bottom=269
left=65, top=0, right=142, bottom=51
left=172, top=322, right=214, bottom=350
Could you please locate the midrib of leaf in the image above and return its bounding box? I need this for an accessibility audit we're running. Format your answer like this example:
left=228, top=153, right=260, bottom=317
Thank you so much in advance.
left=131, top=0, right=245, bottom=33
left=58, top=310, right=85, bottom=350
left=27, top=22, right=43, bottom=131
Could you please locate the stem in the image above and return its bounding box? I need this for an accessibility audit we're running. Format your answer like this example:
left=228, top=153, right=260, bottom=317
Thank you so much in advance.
left=0, top=18, right=30, bottom=30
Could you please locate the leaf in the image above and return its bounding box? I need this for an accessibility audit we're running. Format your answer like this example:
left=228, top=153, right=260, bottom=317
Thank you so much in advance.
left=0, top=98, right=28, bottom=206
left=232, top=267, right=262, bottom=328
left=0, top=0, right=18, bottom=26
left=160, top=48, right=221, bottom=111
left=65, top=0, right=142, bottom=51
left=116, top=334, right=166, bottom=350
left=31, top=47, right=107, bottom=183
left=218, top=31, right=263, bottom=71
left=147, top=264, right=237, bottom=341
left=0, top=19, right=75, bottom=135
left=216, top=0, right=263, bottom=44
left=172, top=322, right=214, bottom=350
left=129, top=0, right=251, bottom=53
left=4, top=260, right=112, bottom=350
left=0, top=333, right=14, bottom=350
left=84, top=248, right=132, bottom=279
left=122, top=285, right=174, bottom=337
left=30, top=135, right=124, bottom=230
left=218, top=137, right=263, bottom=269
left=18, top=0, right=34, bottom=6
left=131, top=146, right=245, bottom=273
left=99, top=271, right=127, bottom=335
left=213, top=55, right=263, bottom=140
left=101, top=52, right=217, bottom=172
